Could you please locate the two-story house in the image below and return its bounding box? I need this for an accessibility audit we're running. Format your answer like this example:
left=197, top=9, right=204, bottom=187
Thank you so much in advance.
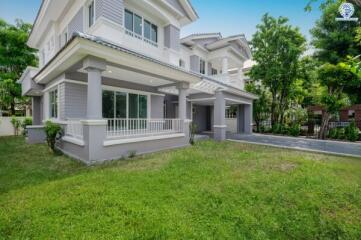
left=19, top=0, right=257, bottom=164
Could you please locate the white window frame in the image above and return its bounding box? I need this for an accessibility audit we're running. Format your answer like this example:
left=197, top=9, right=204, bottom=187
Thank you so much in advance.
left=200, top=59, right=206, bottom=75
left=124, top=8, right=158, bottom=47
left=48, top=87, right=59, bottom=120
left=102, top=86, right=151, bottom=120
left=85, top=0, right=96, bottom=30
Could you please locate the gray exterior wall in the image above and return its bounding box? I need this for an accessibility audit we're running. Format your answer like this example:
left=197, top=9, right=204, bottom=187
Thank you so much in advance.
left=68, top=8, right=84, bottom=38
left=193, top=105, right=208, bottom=133
left=95, top=0, right=124, bottom=26
left=190, top=55, right=200, bottom=73
left=64, top=82, right=87, bottom=119
left=164, top=25, right=180, bottom=51
left=59, top=122, right=190, bottom=164
left=151, top=95, right=164, bottom=118
left=164, top=95, right=177, bottom=118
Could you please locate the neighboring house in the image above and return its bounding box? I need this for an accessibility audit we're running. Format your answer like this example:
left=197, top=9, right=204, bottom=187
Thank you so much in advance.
left=18, top=0, right=257, bottom=164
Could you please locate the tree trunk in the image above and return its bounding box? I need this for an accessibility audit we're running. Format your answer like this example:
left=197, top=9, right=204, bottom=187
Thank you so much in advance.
left=10, top=102, right=15, bottom=116
left=271, top=94, right=277, bottom=127
left=319, top=112, right=331, bottom=139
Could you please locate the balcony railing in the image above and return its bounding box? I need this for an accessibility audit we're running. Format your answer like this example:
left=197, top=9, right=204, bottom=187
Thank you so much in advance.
left=106, top=118, right=183, bottom=138
left=65, top=120, right=83, bottom=140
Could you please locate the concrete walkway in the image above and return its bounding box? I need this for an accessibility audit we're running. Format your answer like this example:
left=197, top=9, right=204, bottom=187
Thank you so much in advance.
left=227, top=133, right=361, bottom=158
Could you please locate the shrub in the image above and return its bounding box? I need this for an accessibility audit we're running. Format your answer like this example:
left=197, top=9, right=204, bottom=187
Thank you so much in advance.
left=328, top=128, right=338, bottom=139
left=345, top=122, right=360, bottom=142
left=189, top=123, right=197, bottom=145
left=128, top=150, right=137, bottom=158
left=336, top=127, right=345, bottom=140
left=21, top=118, right=33, bottom=136
left=272, top=124, right=288, bottom=135
left=289, top=124, right=301, bottom=137
left=44, top=121, right=63, bottom=153
left=10, top=116, right=21, bottom=136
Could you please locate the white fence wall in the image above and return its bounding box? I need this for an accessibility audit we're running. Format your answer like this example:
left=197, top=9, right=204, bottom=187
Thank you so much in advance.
left=0, top=117, right=25, bottom=136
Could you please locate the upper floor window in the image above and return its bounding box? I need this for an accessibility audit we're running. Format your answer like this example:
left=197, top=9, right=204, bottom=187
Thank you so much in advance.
left=88, top=1, right=95, bottom=27
left=211, top=68, right=218, bottom=75
left=179, top=59, right=185, bottom=68
left=200, top=59, right=206, bottom=75
left=124, top=9, right=158, bottom=46
left=49, top=89, right=58, bottom=119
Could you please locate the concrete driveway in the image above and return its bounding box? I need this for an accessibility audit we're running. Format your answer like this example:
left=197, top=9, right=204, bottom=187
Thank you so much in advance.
left=227, top=133, right=361, bottom=158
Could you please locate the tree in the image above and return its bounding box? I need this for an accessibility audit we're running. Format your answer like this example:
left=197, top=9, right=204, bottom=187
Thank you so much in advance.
left=310, top=0, right=361, bottom=64
left=245, top=82, right=271, bottom=132
left=0, top=19, right=37, bottom=115
left=317, top=62, right=360, bottom=139
left=249, top=14, right=306, bottom=126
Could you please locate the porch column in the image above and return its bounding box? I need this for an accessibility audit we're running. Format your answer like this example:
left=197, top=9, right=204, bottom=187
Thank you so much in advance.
left=238, top=68, right=245, bottom=89
left=83, top=57, right=106, bottom=120
left=213, top=89, right=226, bottom=141
left=177, top=82, right=189, bottom=120
left=237, top=104, right=253, bottom=134
left=32, top=96, right=42, bottom=125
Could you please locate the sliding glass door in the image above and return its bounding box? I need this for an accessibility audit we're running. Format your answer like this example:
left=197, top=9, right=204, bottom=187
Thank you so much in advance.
left=103, top=90, right=148, bottom=130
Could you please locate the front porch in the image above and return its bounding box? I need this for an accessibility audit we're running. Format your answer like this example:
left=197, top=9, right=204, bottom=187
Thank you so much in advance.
left=22, top=33, right=256, bottom=164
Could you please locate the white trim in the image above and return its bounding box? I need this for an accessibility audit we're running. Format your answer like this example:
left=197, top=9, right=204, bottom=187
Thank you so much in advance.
left=62, top=136, right=85, bottom=146
left=103, top=133, right=185, bottom=146
left=189, top=97, right=216, bottom=102
left=213, top=125, right=227, bottom=128
left=224, top=98, right=251, bottom=105
left=81, top=119, right=107, bottom=125
left=102, top=85, right=162, bottom=97
left=43, top=78, right=165, bottom=97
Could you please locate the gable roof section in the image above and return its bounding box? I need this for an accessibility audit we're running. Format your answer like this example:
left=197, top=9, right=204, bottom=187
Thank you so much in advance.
left=180, top=33, right=222, bottom=47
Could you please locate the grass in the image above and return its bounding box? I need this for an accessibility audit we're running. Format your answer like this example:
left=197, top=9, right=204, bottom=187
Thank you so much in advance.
left=1, top=136, right=361, bottom=239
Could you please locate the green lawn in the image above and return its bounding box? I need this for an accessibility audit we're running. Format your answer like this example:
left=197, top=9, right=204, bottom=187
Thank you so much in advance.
left=1, top=137, right=361, bottom=239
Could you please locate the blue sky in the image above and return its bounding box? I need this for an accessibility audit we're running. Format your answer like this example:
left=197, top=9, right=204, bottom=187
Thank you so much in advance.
left=0, top=0, right=321, bottom=42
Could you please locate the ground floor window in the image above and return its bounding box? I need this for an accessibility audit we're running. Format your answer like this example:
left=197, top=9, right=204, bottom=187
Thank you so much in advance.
left=102, top=90, right=148, bottom=119
left=49, top=89, right=58, bottom=119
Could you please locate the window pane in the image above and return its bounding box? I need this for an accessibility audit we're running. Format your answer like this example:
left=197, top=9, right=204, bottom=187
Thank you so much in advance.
left=134, top=14, right=142, bottom=35
left=129, top=93, right=139, bottom=118
left=151, top=24, right=157, bottom=42
left=115, top=92, right=127, bottom=118
left=88, top=1, right=94, bottom=27
left=102, top=90, right=114, bottom=118
left=139, top=95, right=147, bottom=118
left=144, top=20, right=151, bottom=40
left=125, top=10, right=133, bottom=31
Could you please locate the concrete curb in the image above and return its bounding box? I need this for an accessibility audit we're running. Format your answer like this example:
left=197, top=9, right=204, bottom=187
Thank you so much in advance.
left=227, top=139, right=361, bottom=159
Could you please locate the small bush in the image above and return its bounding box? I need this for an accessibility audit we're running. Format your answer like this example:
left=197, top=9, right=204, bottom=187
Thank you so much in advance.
left=10, top=116, right=21, bottom=136
left=345, top=122, right=360, bottom=142
left=21, top=118, right=33, bottom=136
left=44, top=121, right=63, bottom=153
left=336, top=127, right=345, bottom=140
left=128, top=150, right=137, bottom=158
left=189, top=123, right=197, bottom=145
left=328, top=128, right=338, bottom=139
left=289, top=124, right=301, bottom=137
left=272, top=124, right=288, bottom=135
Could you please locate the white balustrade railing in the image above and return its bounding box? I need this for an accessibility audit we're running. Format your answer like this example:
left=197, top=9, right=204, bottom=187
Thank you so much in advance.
left=329, top=121, right=351, bottom=129
left=65, top=120, right=83, bottom=140
left=106, top=118, right=183, bottom=138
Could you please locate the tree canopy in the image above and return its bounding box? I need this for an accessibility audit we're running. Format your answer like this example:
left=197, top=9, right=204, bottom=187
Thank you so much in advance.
left=249, top=14, right=306, bottom=126
left=0, top=19, right=37, bottom=115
